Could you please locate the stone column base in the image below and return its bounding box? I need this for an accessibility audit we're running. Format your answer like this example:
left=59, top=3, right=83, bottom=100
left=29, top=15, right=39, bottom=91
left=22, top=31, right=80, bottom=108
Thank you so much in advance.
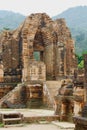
left=73, top=116, right=87, bottom=130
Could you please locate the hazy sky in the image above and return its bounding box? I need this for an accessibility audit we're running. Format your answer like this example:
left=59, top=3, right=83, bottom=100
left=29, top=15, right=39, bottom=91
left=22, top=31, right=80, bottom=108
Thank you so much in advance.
left=0, top=0, right=87, bottom=16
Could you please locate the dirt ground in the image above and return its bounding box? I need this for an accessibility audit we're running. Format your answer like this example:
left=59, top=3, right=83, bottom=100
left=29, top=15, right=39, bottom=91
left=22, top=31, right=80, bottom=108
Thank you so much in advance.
left=0, top=109, right=74, bottom=130
left=0, top=124, right=74, bottom=130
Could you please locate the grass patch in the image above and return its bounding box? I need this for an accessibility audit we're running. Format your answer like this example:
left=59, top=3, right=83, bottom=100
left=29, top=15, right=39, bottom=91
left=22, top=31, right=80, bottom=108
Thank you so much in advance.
left=0, top=123, right=4, bottom=127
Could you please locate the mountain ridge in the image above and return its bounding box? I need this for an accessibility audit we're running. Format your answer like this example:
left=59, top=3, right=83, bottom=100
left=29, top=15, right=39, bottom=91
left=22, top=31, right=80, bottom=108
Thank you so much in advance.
left=0, top=7, right=87, bottom=54
left=0, top=10, right=25, bottom=31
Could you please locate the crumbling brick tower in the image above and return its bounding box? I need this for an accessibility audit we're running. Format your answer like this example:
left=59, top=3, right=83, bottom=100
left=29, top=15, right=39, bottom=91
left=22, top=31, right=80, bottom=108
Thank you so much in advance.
left=0, top=13, right=77, bottom=82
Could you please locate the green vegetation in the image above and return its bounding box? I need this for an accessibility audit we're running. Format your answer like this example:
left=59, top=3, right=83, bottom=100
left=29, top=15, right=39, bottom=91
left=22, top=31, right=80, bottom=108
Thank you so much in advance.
left=0, top=123, right=4, bottom=127
left=78, top=60, right=84, bottom=69
left=3, top=27, right=10, bottom=30
left=76, top=54, right=84, bottom=69
left=76, top=51, right=87, bottom=69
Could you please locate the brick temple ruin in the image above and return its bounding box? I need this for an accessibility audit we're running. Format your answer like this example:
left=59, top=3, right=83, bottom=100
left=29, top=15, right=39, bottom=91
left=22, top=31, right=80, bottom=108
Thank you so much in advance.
left=0, top=13, right=76, bottom=83
left=0, top=13, right=79, bottom=112
left=73, top=54, right=87, bottom=130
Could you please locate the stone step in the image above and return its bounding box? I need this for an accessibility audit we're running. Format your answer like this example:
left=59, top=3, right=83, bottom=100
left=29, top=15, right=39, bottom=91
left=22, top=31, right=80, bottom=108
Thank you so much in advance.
left=24, top=115, right=59, bottom=123
left=3, top=117, right=22, bottom=121
left=4, top=123, right=24, bottom=128
left=52, top=121, right=75, bottom=129
left=1, top=111, right=23, bottom=127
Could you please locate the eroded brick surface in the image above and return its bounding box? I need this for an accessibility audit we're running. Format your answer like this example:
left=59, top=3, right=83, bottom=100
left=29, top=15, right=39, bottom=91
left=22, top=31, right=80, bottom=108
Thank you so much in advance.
left=0, top=13, right=77, bottom=82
